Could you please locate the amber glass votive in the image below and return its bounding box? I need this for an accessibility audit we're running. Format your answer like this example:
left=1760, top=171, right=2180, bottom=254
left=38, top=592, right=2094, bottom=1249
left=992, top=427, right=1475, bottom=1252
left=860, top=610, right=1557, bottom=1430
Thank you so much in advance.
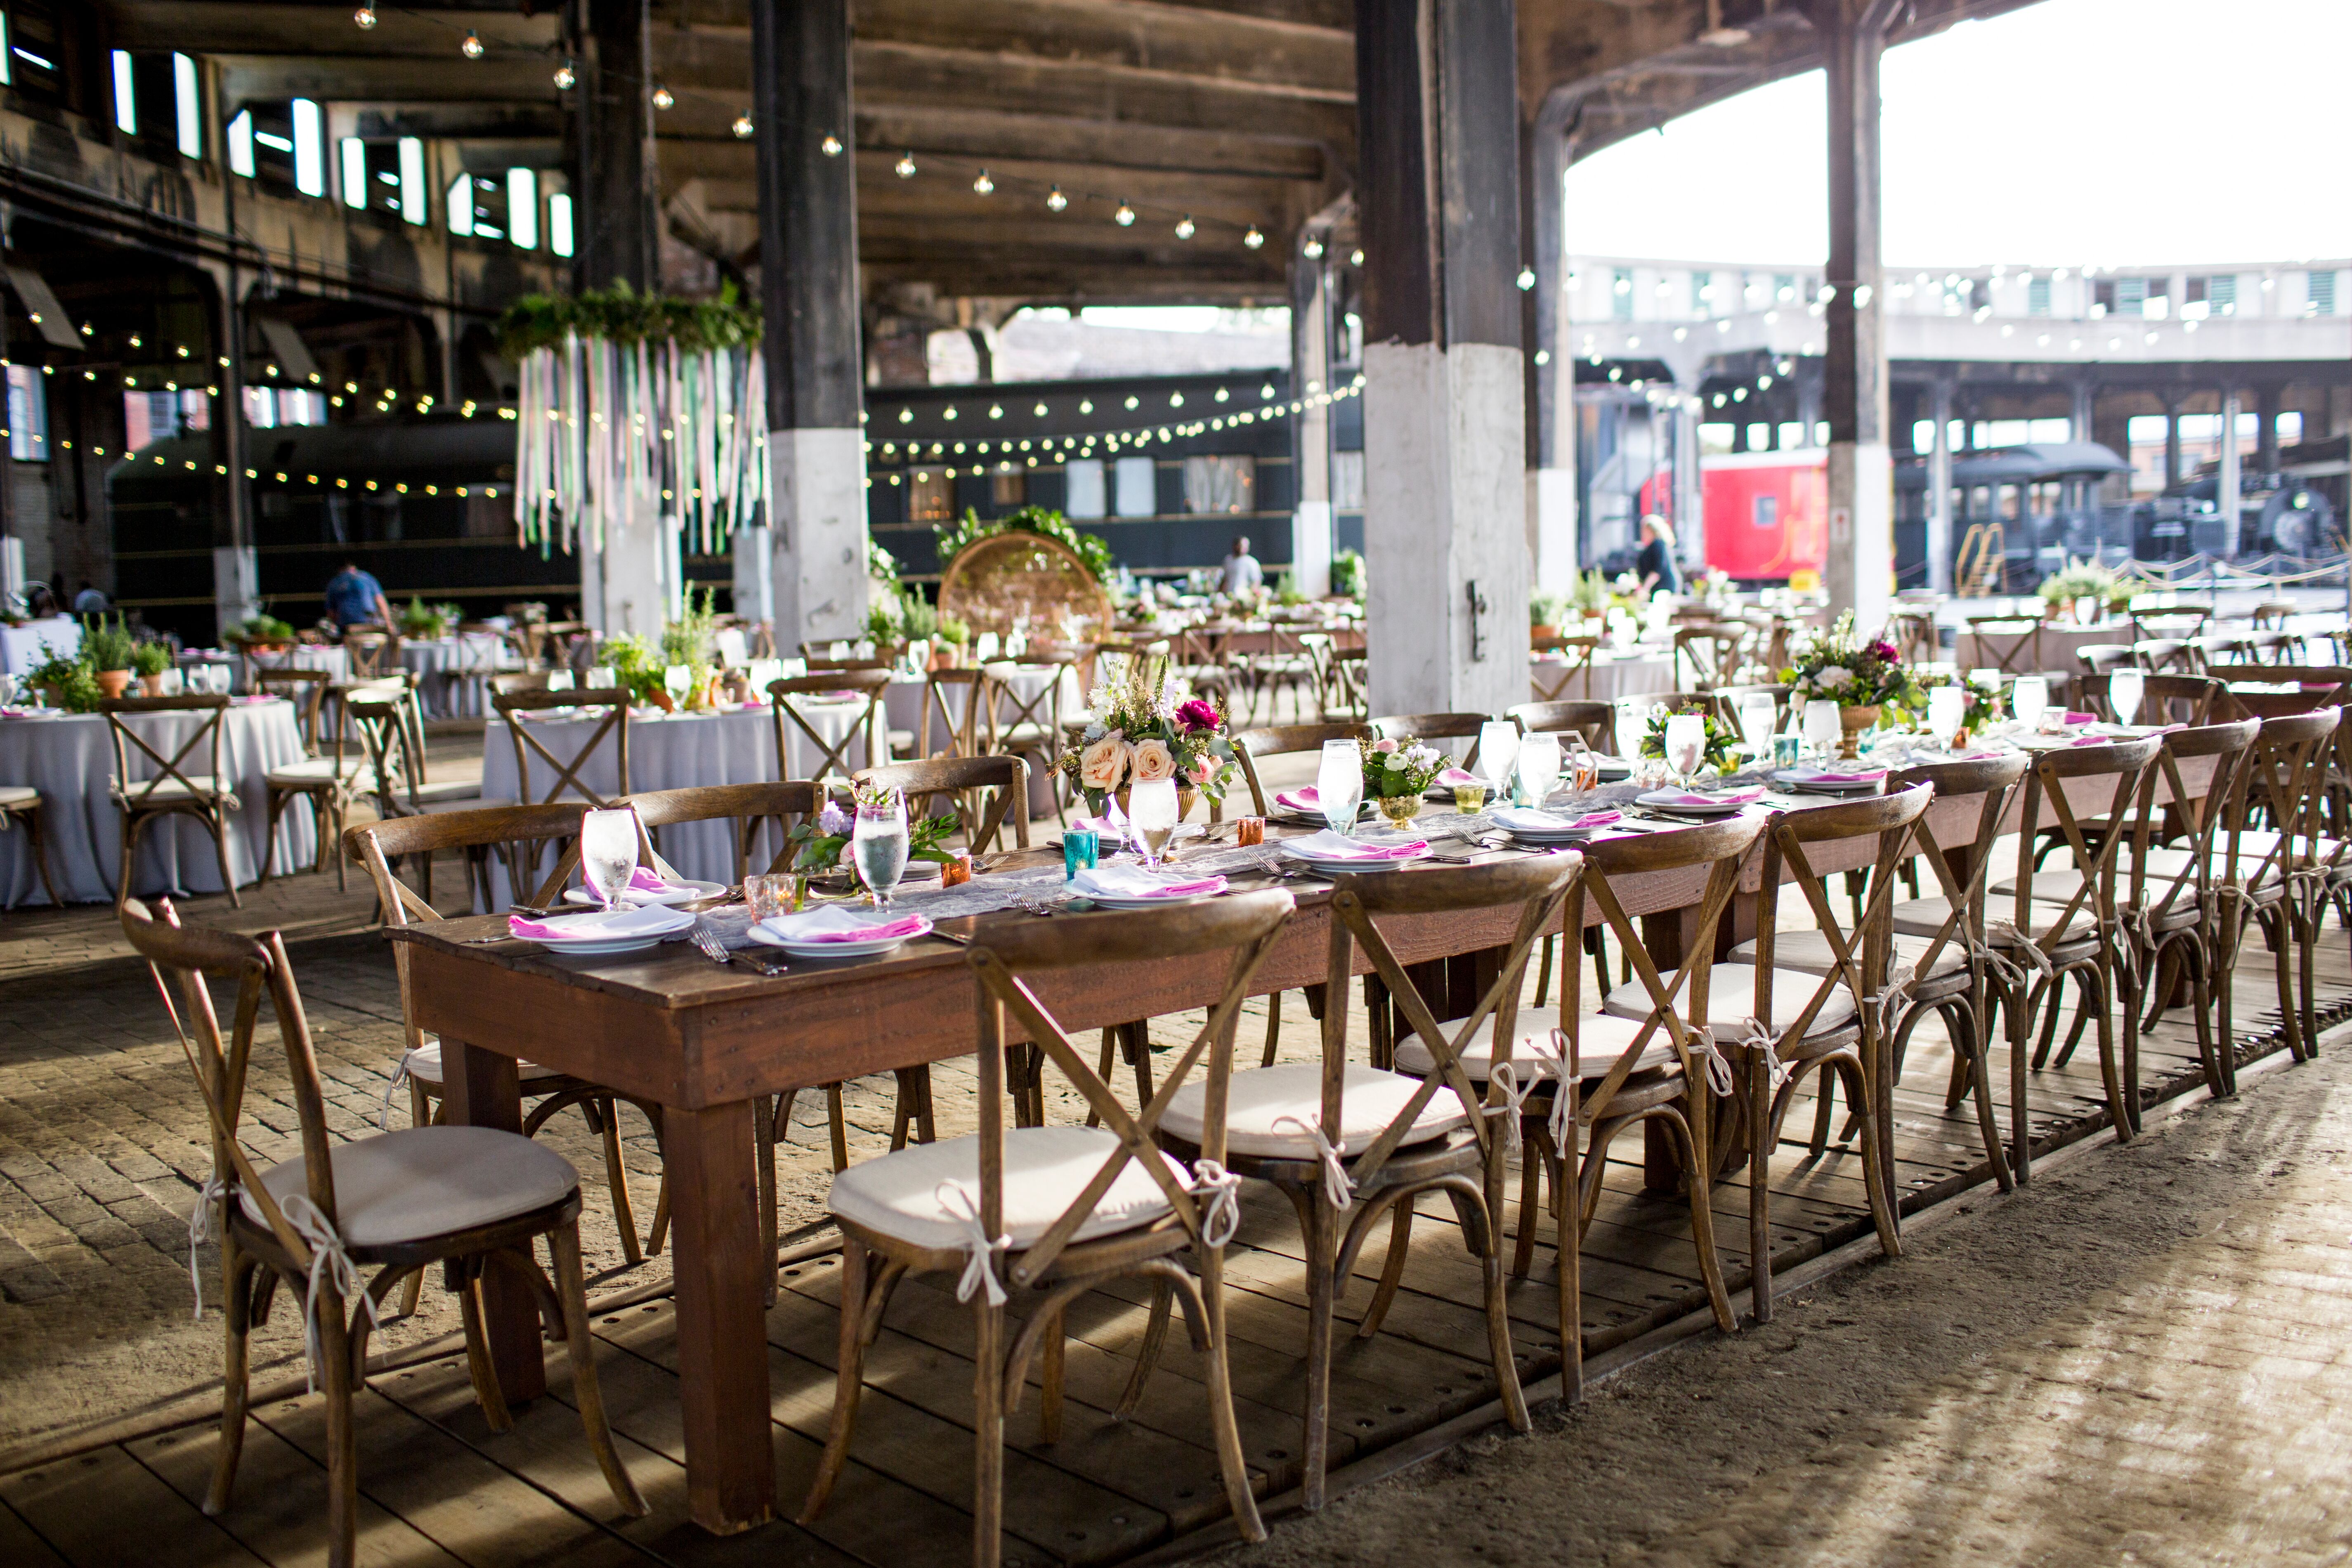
left=1235, top=815, right=1265, bottom=847
left=940, top=851, right=973, bottom=888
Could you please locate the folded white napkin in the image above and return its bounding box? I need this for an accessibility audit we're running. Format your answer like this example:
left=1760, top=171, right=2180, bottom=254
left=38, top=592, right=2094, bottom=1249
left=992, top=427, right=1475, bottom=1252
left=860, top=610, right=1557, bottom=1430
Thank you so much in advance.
left=1070, top=865, right=1228, bottom=899
left=756, top=905, right=931, bottom=942
left=1284, top=829, right=1429, bottom=860
left=1493, top=806, right=1620, bottom=832
left=509, top=904, right=688, bottom=941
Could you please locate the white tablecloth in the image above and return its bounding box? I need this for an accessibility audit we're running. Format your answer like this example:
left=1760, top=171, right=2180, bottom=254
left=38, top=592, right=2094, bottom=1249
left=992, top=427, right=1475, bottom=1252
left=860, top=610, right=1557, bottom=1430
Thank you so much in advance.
left=248, top=645, right=351, bottom=687
left=884, top=664, right=1079, bottom=815
left=404, top=635, right=522, bottom=718
left=0, top=619, right=79, bottom=675
left=1527, top=651, right=1676, bottom=704
left=0, top=699, right=314, bottom=905
left=483, top=703, right=880, bottom=890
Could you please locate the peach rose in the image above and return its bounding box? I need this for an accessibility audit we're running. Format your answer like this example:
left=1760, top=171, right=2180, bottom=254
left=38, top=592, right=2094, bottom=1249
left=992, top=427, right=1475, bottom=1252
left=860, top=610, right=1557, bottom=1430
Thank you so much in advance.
left=1079, top=733, right=1131, bottom=791
left=1131, top=737, right=1178, bottom=783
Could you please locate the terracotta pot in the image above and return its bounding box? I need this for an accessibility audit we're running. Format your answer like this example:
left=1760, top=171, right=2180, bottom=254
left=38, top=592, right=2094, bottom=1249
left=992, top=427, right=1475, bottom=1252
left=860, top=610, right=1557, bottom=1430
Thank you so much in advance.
left=1836, top=704, right=1880, bottom=760
left=139, top=673, right=167, bottom=697
left=1530, top=623, right=1558, bottom=642
left=96, top=670, right=133, bottom=700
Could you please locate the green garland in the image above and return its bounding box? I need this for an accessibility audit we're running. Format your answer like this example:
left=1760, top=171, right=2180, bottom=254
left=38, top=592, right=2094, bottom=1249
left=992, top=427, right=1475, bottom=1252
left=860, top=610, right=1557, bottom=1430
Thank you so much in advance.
left=933, top=506, right=1116, bottom=584
left=495, top=280, right=762, bottom=359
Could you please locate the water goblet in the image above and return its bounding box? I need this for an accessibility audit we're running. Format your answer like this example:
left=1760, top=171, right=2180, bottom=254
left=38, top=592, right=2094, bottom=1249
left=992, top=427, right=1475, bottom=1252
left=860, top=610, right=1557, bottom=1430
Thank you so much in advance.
left=1802, top=699, right=1842, bottom=762
left=1476, top=720, right=1518, bottom=809
left=664, top=664, right=692, bottom=708
left=852, top=791, right=911, bottom=911
left=2109, top=668, right=2144, bottom=727
left=579, top=807, right=640, bottom=912
left=1926, top=685, right=1966, bottom=749
left=1665, top=712, right=1707, bottom=788
left=2011, top=676, right=2049, bottom=734
left=1736, top=693, right=1778, bottom=760
left=1127, top=777, right=1181, bottom=871
left=1516, top=732, right=1562, bottom=808
left=1318, top=738, right=1365, bottom=838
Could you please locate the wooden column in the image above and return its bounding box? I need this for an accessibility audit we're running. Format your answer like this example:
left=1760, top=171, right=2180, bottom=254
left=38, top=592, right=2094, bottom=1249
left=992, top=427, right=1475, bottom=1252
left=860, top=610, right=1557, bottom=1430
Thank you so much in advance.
left=1355, top=0, right=1525, bottom=717
left=205, top=264, right=256, bottom=644
left=1816, top=0, right=1893, bottom=632
left=1522, top=89, right=1579, bottom=596
left=581, top=0, right=657, bottom=292
left=1927, top=375, right=1954, bottom=593
left=752, top=0, right=868, bottom=648
left=1289, top=250, right=1335, bottom=598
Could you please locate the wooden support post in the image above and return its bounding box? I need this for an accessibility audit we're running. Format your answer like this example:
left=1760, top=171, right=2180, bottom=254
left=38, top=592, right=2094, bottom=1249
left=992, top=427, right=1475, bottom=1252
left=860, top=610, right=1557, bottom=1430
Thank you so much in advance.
left=1816, top=0, right=1894, bottom=632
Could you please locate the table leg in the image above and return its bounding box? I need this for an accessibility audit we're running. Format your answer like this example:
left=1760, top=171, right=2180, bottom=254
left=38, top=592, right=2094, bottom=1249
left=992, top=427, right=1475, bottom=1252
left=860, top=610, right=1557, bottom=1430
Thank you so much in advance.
left=664, top=1099, right=776, bottom=1533
left=438, top=1039, right=548, bottom=1404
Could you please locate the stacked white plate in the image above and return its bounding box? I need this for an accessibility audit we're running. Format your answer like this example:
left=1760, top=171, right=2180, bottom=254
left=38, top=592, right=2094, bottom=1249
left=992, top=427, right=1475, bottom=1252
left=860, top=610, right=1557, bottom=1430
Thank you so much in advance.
left=1634, top=789, right=1760, bottom=819
left=562, top=878, right=727, bottom=907
left=1490, top=807, right=1613, bottom=844
left=749, top=905, right=934, bottom=958
left=509, top=905, right=696, bottom=956
left=1280, top=828, right=1433, bottom=875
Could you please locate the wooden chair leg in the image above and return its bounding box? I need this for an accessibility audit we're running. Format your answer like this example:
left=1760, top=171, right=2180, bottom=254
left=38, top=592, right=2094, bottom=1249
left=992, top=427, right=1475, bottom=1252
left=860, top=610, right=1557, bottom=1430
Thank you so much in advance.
left=1532, top=935, right=1554, bottom=1008
left=1354, top=1197, right=1414, bottom=1340
left=972, top=1296, right=1007, bottom=1568
left=456, top=1263, right=515, bottom=1432
left=550, top=1221, right=648, bottom=1514
left=827, top=1083, right=850, bottom=1172
left=1509, top=1136, right=1543, bottom=1278
left=316, top=1270, right=358, bottom=1568
left=1260, top=994, right=1283, bottom=1068
left=23, top=804, right=60, bottom=910
left=2005, top=980, right=2035, bottom=1185
left=1086, top=1030, right=1117, bottom=1127
left=212, top=810, right=242, bottom=909
left=1114, top=1278, right=1174, bottom=1419
left=595, top=1098, right=643, bottom=1266
left=1037, top=1308, right=1066, bottom=1445
left=259, top=792, right=285, bottom=885
left=206, top=1247, right=255, bottom=1515
left=1299, top=1186, right=1338, bottom=1512
left=799, top=1236, right=875, bottom=1524
left=1749, top=1046, right=1774, bottom=1325
left=1195, top=1243, right=1268, bottom=1543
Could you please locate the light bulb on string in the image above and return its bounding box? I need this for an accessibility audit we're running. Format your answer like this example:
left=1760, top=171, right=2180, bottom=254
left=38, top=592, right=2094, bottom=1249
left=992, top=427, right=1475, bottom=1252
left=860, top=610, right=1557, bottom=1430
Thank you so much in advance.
left=1113, top=200, right=1136, bottom=227
left=732, top=114, right=755, bottom=139
left=1045, top=186, right=1067, bottom=212
left=1303, top=236, right=1324, bottom=259
left=971, top=168, right=994, bottom=195
left=1174, top=215, right=1195, bottom=239
left=894, top=150, right=917, bottom=178
left=1243, top=226, right=1265, bottom=250
left=820, top=133, right=843, bottom=156
left=1351, top=248, right=1364, bottom=266
left=353, top=5, right=377, bottom=28
left=651, top=84, right=675, bottom=110
left=554, top=59, right=576, bottom=89
left=461, top=29, right=484, bottom=59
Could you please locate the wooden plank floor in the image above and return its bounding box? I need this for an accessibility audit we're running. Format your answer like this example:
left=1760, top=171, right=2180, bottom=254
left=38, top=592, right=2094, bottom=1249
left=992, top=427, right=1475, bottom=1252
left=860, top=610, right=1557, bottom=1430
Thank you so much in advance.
left=7, top=940, right=2349, bottom=1568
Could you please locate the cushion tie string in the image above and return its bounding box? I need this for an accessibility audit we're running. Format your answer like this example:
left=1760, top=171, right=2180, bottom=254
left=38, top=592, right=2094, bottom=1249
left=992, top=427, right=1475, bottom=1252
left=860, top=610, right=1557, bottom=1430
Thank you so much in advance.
left=1985, top=920, right=2058, bottom=985
left=1483, top=1061, right=1544, bottom=1157
left=1188, top=1159, right=1244, bottom=1249
left=1737, top=1016, right=1792, bottom=1094
left=1682, top=1024, right=1738, bottom=1097
left=935, top=1183, right=1010, bottom=1307
left=1270, top=1114, right=1352, bottom=1209
left=186, top=1172, right=227, bottom=1320
left=1862, top=978, right=1912, bottom=1041
left=280, top=1194, right=383, bottom=1395
left=378, top=1051, right=418, bottom=1131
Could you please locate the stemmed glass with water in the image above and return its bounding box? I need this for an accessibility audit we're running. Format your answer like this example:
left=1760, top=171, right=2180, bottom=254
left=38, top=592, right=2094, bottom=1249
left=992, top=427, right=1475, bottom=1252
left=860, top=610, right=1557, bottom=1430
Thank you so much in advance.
left=1664, top=713, right=1707, bottom=789
left=1613, top=699, right=1648, bottom=770
left=851, top=789, right=911, bottom=911
left=2011, top=675, right=2050, bottom=734
left=1736, top=693, right=1778, bottom=764
left=1802, top=699, right=1843, bottom=763
left=1476, top=721, right=1519, bottom=813
left=579, top=808, right=640, bottom=912
left=1516, top=732, right=1562, bottom=808
left=1318, top=739, right=1365, bottom=838
left=1128, top=776, right=1181, bottom=871
left=1926, top=684, right=1966, bottom=749
left=2108, top=668, right=2144, bottom=727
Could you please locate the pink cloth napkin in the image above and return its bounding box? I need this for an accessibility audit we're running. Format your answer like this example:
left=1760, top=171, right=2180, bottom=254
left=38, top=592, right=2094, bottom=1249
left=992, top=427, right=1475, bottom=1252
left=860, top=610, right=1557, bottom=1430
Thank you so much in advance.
left=1274, top=786, right=1321, bottom=812
left=1570, top=810, right=1624, bottom=828
left=2067, top=734, right=2112, bottom=746
left=1143, top=874, right=1227, bottom=897
left=1797, top=767, right=1887, bottom=784
left=627, top=866, right=670, bottom=893
left=791, top=914, right=930, bottom=942
left=1652, top=788, right=1763, bottom=807
left=1290, top=830, right=1428, bottom=860
left=2063, top=711, right=2097, bottom=725
left=1437, top=767, right=1482, bottom=787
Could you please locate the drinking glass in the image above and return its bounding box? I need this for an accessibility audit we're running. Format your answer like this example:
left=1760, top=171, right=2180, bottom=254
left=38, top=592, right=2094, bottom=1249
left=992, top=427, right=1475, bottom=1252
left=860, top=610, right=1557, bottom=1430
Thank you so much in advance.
left=1665, top=713, right=1706, bottom=787
left=1565, top=734, right=1600, bottom=793
left=1613, top=699, right=1648, bottom=764
left=1128, top=777, right=1181, bottom=870
left=1477, top=721, right=1518, bottom=807
left=1516, top=733, right=1562, bottom=807
left=2011, top=675, right=2049, bottom=734
left=2108, top=668, right=2144, bottom=727
left=545, top=668, right=574, bottom=694
left=1802, top=699, right=1842, bottom=762
left=587, top=665, right=616, bottom=690
left=1926, top=685, right=1966, bottom=747
left=852, top=791, right=911, bottom=910
left=579, top=808, right=639, bottom=912
left=1736, top=693, right=1778, bottom=758
left=664, top=664, right=692, bottom=708
left=1317, top=739, right=1365, bottom=838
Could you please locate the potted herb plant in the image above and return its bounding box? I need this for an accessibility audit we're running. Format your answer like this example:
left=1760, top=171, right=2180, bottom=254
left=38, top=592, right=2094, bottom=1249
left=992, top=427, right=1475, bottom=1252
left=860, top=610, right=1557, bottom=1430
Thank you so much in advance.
left=1529, top=589, right=1568, bottom=642
left=132, top=640, right=173, bottom=696
left=83, top=615, right=137, bottom=701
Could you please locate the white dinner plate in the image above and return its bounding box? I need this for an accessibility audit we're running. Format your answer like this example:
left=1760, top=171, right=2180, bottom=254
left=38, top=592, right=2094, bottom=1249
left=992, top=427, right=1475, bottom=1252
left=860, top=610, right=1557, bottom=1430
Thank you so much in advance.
left=1769, top=768, right=1887, bottom=796
left=1634, top=790, right=1751, bottom=818
left=1280, top=844, right=1433, bottom=876
left=564, top=878, right=728, bottom=907
left=748, top=919, right=932, bottom=958
left=512, top=906, right=695, bottom=954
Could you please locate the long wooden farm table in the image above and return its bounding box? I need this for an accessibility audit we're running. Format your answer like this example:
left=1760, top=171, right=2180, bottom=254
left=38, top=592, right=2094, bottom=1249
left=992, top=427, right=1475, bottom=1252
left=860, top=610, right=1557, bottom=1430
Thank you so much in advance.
left=390, top=742, right=2212, bottom=1533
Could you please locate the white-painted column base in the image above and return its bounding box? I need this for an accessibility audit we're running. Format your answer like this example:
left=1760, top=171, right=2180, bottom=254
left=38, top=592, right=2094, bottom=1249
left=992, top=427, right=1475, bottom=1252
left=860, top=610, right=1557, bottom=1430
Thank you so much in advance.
left=1825, top=440, right=1893, bottom=634
left=0, top=537, right=25, bottom=605
left=769, top=427, right=869, bottom=647
left=1289, top=501, right=1332, bottom=600
left=212, top=546, right=259, bottom=641
left=1527, top=467, right=1580, bottom=595
left=1362, top=340, right=1528, bottom=717
left=586, top=502, right=683, bottom=639
left=732, top=523, right=775, bottom=632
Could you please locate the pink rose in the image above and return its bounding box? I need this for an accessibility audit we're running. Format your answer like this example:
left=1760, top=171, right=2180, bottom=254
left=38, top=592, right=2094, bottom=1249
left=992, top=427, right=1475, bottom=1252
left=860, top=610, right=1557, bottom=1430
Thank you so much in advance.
left=1372, top=737, right=1399, bottom=753
left=1131, top=737, right=1178, bottom=783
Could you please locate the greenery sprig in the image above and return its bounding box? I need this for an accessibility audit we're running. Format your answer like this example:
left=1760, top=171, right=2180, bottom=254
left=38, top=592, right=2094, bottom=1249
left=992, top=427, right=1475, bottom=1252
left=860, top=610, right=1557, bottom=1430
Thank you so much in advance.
left=495, top=280, right=762, bottom=359
left=934, top=506, right=1116, bottom=585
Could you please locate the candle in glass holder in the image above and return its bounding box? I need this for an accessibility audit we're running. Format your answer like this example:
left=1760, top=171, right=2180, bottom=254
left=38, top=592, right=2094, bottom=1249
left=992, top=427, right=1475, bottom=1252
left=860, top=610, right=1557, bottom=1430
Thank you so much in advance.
left=1235, top=815, right=1265, bottom=847
left=940, top=850, right=973, bottom=888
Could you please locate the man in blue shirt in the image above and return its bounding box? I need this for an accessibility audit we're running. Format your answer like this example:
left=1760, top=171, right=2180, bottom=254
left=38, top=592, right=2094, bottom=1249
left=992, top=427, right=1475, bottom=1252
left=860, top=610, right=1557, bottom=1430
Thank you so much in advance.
left=323, top=562, right=392, bottom=630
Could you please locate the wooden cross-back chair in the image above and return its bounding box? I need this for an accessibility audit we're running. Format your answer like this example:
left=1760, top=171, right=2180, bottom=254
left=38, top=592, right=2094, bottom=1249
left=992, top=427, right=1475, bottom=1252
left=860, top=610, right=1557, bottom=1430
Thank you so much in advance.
left=1529, top=635, right=1600, bottom=703
left=1320, top=644, right=1369, bottom=720
left=2133, top=607, right=2211, bottom=644
left=1722, top=788, right=1926, bottom=1320
left=345, top=697, right=515, bottom=907
left=800, top=893, right=1296, bottom=1565
left=344, top=806, right=668, bottom=1296
left=1155, top=859, right=1572, bottom=1504
left=99, top=693, right=242, bottom=907
left=1971, top=736, right=2164, bottom=1181
left=1228, top=722, right=1373, bottom=819
left=1964, top=615, right=2044, bottom=678
left=121, top=897, right=644, bottom=1568
left=2075, top=643, right=2139, bottom=677
left=1507, top=699, right=1613, bottom=752
left=982, top=658, right=1074, bottom=816
left=1370, top=711, right=1498, bottom=772
left=917, top=667, right=992, bottom=759
left=857, top=755, right=1031, bottom=857
left=2025, top=673, right=2220, bottom=873
left=491, top=687, right=633, bottom=807
left=1672, top=622, right=1751, bottom=690
left=1877, top=752, right=2033, bottom=1191
left=341, top=628, right=400, bottom=680
left=1886, top=607, right=1940, bottom=666
left=1619, top=689, right=1731, bottom=726
left=2132, top=637, right=2205, bottom=676
left=771, top=668, right=891, bottom=785
left=255, top=668, right=367, bottom=890
left=1236, top=621, right=1322, bottom=725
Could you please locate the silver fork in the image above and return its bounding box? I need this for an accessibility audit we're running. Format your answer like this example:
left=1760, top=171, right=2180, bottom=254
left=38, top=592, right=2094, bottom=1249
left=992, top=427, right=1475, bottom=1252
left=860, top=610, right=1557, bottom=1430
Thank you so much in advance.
left=691, top=920, right=790, bottom=976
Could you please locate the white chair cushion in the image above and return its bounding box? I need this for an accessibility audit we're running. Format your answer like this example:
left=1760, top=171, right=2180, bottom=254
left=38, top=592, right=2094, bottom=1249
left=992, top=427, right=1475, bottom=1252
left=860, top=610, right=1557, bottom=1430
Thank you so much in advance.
left=116, top=776, right=234, bottom=804
left=240, top=1124, right=579, bottom=1247
left=1601, top=963, right=1857, bottom=1034
left=1161, top=1060, right=1471, bottom=1161
left=1893, top=894, right=2099, bottom=943
left=0, top=784, right=38, bottom=808
left=399, top=1041, right=566, bottom=1087
left=1728, top=930, right=1966, bottom=983
left=267, top=757, right=373, bottom=785
left=1391, top=1007, right=1679, bottom=1079
left=828, top=1125, right=1185, bottom=1252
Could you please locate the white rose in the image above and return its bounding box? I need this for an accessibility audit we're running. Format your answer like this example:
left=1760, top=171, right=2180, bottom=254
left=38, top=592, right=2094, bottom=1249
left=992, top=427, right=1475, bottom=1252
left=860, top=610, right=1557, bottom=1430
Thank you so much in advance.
left=1131, top=737, right=1178, bottom=783
left=1814, top=665, right=1854, bottom=692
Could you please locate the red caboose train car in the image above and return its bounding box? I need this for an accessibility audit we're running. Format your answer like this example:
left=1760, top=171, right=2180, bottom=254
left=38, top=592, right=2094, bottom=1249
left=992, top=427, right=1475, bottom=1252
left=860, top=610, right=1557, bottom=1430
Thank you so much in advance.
left=1703, top=450, right=1827, bottom=581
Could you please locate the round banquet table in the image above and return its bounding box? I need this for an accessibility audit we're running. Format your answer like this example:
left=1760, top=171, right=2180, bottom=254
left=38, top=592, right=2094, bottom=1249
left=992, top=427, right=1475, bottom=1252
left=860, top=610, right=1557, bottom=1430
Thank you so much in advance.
left=1527, top=649, right=1677, bottom=704
left=0, top=698, right=315, bottom=906
left=482, top=701, right=883, bottom=893
left=248, top=644, right=352, bottom=687
left=403, top=634, right=522, bottom=718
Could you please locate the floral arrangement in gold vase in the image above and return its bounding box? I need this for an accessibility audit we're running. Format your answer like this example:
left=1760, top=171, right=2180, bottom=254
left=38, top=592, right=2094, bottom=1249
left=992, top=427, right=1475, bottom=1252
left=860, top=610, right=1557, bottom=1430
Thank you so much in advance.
left=1057, top=654, right=1236, bottom=818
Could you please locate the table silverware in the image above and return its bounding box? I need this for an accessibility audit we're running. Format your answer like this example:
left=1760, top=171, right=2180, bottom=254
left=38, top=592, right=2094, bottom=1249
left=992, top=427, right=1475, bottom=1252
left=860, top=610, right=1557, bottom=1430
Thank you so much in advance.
left=689, top=920, right=790, bottom=975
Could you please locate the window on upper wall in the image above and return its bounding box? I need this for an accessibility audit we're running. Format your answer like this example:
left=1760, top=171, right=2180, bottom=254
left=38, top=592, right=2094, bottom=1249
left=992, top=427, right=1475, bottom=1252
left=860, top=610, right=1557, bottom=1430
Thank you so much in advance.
left=6, top=366, right=47, bottom=461
left=3, top=4, right=66, bottom=101
left=989, top=465, right=1025, bottom=507
left=1113, top=456, right=1157, bottom=517
left=2308, top=270, right=2338, bottom=315
left=1182, top=454, right=1254, bottom=514
left=1063, top=458, right=1106, bottom=519
left=2028, top=276, right=2052, bottom=315
left=1331, top=450, right=1364, bottom=509
left=906, top=469, right=953, bottom=523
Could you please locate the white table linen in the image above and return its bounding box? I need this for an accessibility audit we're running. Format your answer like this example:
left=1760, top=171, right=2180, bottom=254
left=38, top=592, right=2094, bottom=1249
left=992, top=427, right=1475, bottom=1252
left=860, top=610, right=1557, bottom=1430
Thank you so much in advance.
left=0, top=618, right=79, bottom=675
left=0, top=699, right=314, bottom=905
left=1527, top=650, right=1676, bottom=703
left=403, top=634, right=522, bottom=717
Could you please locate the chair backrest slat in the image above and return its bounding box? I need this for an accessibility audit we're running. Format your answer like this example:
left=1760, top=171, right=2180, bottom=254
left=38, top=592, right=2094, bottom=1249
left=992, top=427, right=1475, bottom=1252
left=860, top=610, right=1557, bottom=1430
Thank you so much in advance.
left=492, top=688, right=634, bottom=806
left=1229, top=722, right=1373, bottom=816
left=771, top=669, right=892, bottom=784
left=855, top=756, right=1030, bottom=855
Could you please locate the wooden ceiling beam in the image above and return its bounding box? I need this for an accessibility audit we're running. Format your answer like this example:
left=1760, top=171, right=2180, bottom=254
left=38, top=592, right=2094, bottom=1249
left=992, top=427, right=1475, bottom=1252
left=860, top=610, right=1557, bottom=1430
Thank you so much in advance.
left=98, top=4, right=557, bottom=57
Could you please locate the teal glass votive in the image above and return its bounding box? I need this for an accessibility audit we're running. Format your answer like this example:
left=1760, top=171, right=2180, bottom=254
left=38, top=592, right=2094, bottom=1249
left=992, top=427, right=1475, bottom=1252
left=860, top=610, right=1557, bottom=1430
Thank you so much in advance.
left=1773, top=733, right=1802, bottom=768
left=1063, top=829, right=1100, bottom=880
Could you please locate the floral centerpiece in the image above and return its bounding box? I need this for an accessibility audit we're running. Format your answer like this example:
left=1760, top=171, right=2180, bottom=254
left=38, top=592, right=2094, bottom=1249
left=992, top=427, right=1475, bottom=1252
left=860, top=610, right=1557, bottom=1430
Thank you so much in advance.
left=1059, top=654, right=1235, bottom=817
left=1779, top=610, right=1922, bottom=758
left=784, top=793, right=958, bottom=893
left=1359, top=736, right=1446, bottom=826
left=1639, top=701, right=1739, bottom=775
left=2036, top=558, right=2118, bottom=625
left=398, top=598, right=462, bottom=640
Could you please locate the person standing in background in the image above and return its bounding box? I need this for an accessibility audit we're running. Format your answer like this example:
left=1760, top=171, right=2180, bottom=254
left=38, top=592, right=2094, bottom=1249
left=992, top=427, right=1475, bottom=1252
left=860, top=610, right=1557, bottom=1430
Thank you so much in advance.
left=1219, top=535, right=1264, bottom=596
left=1635, top=515, right=1682, bottom=596
left=323, top=561, right=394, bottom=631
